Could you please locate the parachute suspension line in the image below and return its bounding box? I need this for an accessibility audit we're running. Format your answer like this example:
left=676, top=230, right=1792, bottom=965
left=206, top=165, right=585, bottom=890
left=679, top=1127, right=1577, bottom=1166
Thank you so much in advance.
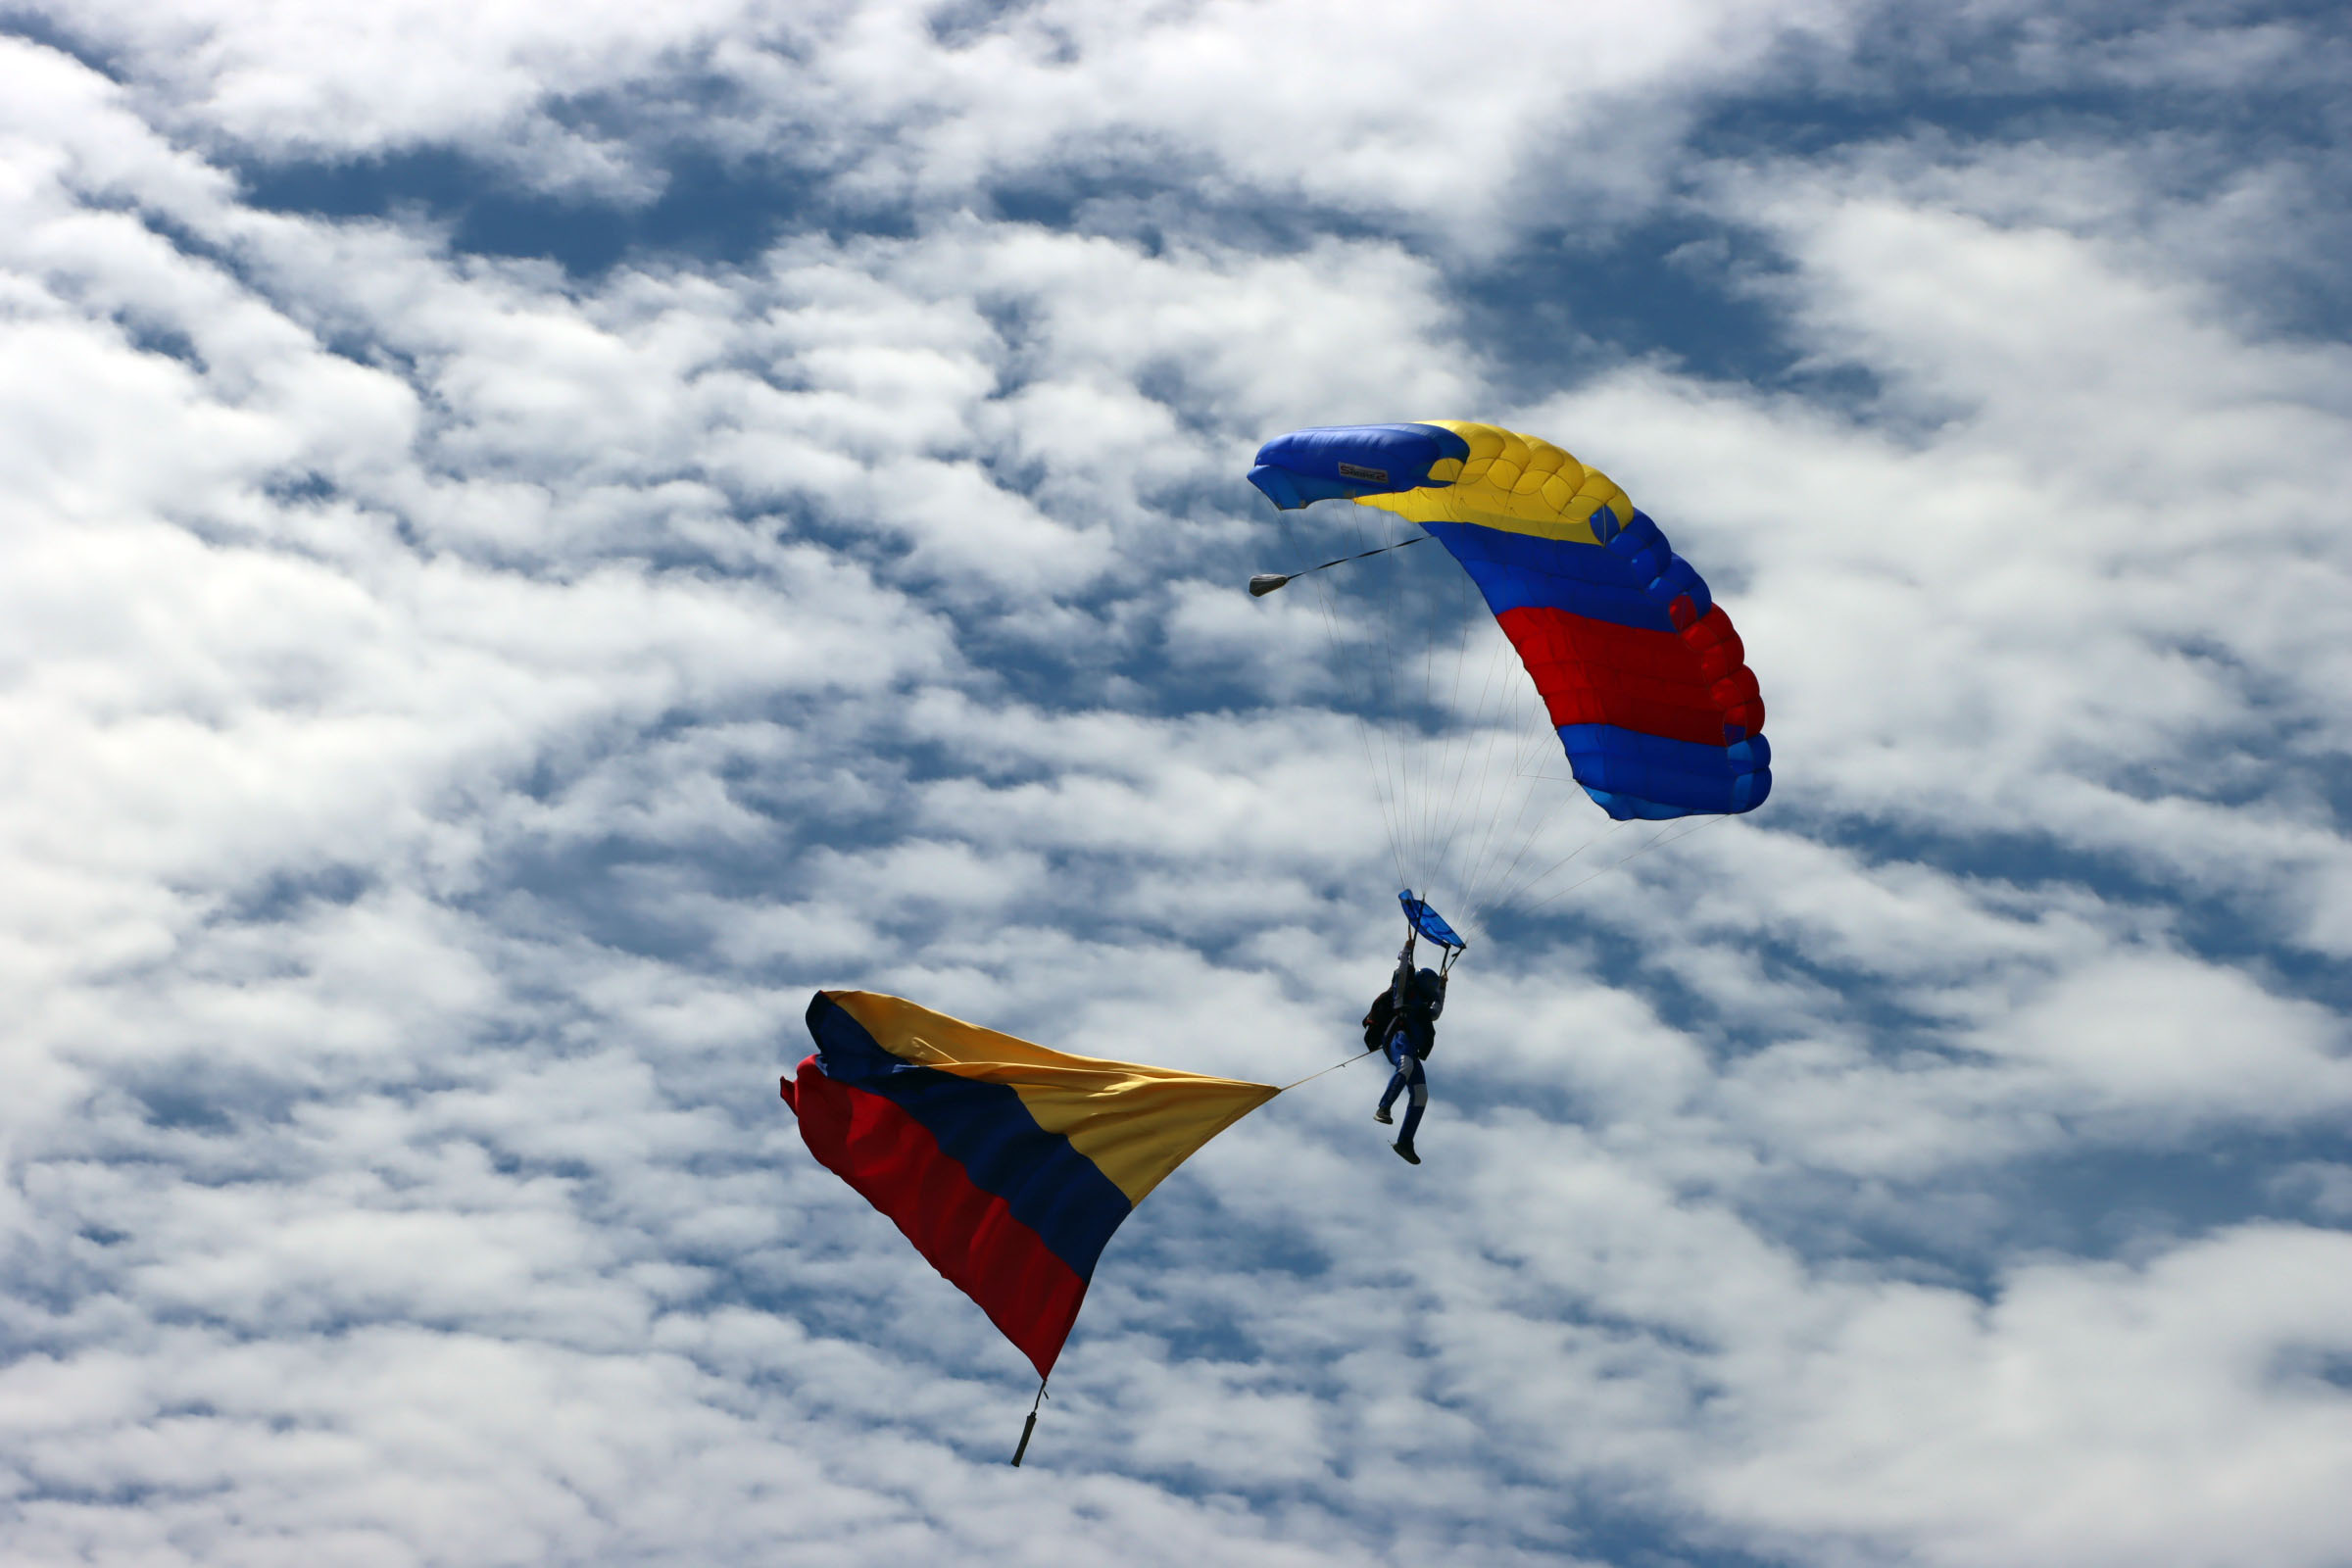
left=1431, top=568, right=1557, bottom=931
left=1453, top=785, right=1521, bottom=932
left=1365, top=509, right=1425, bottom=889
left=1370, top=506, right=1423, bottom=886
left=1406, top=557, right=1431, bottom=885
left=1404, top=582, right=1426, bottom=885
left=1418, top=570, right=1480, bottom=906
left=1420, top=570, right=1495, bottom=903
left=1476, top=815, right=1632, bottom=923
left=1334, top=569, right=1408, bottom=895
left=1318, top=508, right=1390, bottom=871
left=1428, top=626, right=1500, bottom=904
left=1282, top=509, right=1397, bottom=885
left=1290, top=516, right=1408, bottom=895
left=1438, top=594, right=1532, bottom=916
left=1352, top=508, right=1416, bottom=890
left=1424, top=560, right=1482, bottom=893
left=1476, top=755, right=1623, bottom=920
left=1009, top=1377, right=1049, bottom=1467
left=1296, top=511, right=1463, bottom=909
left=1468, top=738, right=1606, bottom=913
left=1460, top=648, right=1533, bottom=923
left=1515, top=813, right=1730, bottom=916
left=1407, top=515, right=1452, bottom=891
left=1359, top=512, right=1402, bottom=875
left=1459, top=661, right=1616, bottom=931
left=1457, top=732, right=1579, bottom=930
left=1405, top=522, right=1503, bottom=908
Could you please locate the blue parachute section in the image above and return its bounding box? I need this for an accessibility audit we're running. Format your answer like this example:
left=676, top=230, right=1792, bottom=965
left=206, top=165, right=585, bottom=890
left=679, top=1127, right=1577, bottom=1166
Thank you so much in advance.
left=1248, top=424, right=1471, bottom=510
left=1398, top=891, right=1465, bottom=951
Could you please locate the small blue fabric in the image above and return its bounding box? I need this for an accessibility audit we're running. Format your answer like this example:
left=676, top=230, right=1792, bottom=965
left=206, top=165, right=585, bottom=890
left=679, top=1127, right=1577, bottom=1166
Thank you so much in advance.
left=1398, top=890, right=1465, bottom=950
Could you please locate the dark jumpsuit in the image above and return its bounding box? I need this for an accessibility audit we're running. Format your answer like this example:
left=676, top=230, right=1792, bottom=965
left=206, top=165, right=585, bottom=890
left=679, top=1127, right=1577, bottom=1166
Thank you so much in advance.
left=1371, top=963, right=1445, bottom=1152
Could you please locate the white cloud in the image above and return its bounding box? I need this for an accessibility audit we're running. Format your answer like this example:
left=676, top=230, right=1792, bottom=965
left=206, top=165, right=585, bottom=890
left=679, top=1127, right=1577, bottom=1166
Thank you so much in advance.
left=29, top=0, right=1861, bottom=242
left=2, top=7, right=2349, bottom=1567
left=1690, top=1225, right=2352, bottom=1568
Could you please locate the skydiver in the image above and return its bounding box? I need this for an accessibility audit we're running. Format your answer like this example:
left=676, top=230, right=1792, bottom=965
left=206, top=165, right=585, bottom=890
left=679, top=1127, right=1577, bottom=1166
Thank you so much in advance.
left=1364, top=945, right=1446, bottom=1164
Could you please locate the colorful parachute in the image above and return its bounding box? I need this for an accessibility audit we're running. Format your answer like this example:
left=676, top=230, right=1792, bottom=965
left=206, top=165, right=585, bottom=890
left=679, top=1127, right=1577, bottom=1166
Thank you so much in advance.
left=783, top=991, right=1279, bottom=1379
left=1250, top=420, right=1770, bottom=824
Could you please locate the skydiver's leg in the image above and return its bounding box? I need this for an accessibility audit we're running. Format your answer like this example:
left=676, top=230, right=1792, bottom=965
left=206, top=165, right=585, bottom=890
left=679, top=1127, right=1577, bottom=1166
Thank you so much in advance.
left=1396, top=1054, right=1428, bottom=1149
left=1377, top=1033, right=1410, bottom=1122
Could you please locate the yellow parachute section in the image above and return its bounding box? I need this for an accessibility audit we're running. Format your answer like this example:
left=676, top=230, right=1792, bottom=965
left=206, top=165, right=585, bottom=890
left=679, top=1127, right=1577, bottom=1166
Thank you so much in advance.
left=1350, top=420, right=1637, bottom=546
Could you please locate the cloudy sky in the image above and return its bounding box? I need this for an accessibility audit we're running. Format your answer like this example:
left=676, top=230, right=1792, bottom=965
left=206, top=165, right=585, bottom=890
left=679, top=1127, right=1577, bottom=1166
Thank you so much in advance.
left=4, top=1, right=2350, bottom=1563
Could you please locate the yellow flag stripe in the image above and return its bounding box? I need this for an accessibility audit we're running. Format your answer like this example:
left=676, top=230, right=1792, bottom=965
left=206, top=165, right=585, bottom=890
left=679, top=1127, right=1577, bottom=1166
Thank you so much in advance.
left=828, top=991, right=1279, bottom=1206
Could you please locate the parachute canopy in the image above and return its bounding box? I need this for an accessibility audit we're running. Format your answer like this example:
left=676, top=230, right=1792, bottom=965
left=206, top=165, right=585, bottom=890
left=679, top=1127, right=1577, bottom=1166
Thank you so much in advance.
left=1250, top=419, right=1770, bottom=823
left=783, top=991, right=1279, bottom=1378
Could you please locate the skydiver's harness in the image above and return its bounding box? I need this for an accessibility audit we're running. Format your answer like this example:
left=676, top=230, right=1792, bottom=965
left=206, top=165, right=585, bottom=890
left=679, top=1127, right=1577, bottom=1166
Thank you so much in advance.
left=1361, top=924, right=1457, bottom=1057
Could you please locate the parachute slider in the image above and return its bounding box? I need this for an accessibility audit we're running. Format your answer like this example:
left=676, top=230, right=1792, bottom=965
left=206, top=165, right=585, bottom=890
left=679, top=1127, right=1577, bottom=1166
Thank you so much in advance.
left=1248, top=534, right=1428, bottom=596
left=1398, top=890, right=1466, bottom=953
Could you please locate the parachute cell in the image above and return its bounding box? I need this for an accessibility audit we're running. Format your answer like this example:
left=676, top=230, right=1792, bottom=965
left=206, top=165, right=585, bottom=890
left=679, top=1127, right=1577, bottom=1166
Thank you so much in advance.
left=784, top=990, right=1279, bottom=1377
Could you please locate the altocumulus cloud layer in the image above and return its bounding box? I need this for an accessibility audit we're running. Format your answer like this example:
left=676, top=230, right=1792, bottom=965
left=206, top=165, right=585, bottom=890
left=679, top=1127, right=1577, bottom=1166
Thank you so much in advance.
left=2, top=1, right=2350, bottom=1563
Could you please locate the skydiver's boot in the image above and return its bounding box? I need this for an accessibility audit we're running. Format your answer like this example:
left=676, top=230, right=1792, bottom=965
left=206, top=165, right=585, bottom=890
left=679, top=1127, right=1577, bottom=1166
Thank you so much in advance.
left=1392, top=1140, right=1420, bottom=1164
left=1373, top=1103, right=1393, bottom=1124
